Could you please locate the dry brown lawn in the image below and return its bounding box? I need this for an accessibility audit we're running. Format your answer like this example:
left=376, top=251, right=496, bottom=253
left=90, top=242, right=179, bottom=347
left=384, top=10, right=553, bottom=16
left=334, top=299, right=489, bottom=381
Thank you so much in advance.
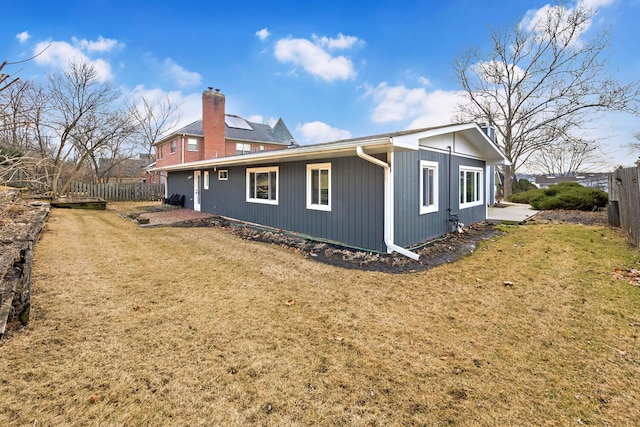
left=1, top=202, right=639, bottom=426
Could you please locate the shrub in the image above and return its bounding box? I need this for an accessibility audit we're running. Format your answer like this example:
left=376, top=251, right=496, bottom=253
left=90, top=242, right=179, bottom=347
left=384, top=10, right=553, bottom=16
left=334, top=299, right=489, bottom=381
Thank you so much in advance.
left=508, top=188, right=544, bottom=204
left=507, top=182, right=608, bottom=211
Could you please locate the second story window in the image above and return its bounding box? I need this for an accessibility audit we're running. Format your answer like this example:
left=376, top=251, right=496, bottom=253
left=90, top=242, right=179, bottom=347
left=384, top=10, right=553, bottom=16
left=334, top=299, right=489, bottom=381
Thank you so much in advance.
left=236, top=143, right=251, bottom=155
left=157, top=145, right=164, bottom=159
left=170, top=140, right=176, bottom=154
left=187, top=138, right=198, bottom=151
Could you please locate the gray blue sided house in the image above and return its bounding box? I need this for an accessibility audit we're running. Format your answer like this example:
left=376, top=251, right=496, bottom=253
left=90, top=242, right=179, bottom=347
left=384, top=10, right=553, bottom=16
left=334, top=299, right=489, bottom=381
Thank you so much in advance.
left=153, top=123, right=510, bottom=260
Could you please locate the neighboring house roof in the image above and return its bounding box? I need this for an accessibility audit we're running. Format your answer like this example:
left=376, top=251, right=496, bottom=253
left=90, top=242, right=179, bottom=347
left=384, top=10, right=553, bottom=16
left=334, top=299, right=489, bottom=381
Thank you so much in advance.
left=152, top=115, right=294, bottom=146
left=152, top=122, right=510, bottom=172
left=535, top=173, right=609, bottom=185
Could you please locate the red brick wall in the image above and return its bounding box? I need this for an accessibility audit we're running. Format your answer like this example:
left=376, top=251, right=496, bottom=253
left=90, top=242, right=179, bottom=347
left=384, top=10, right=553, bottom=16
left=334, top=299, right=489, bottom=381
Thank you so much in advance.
left=224, top=141, right=286, bottom=156
left=155, top=136, right=205, bottom=168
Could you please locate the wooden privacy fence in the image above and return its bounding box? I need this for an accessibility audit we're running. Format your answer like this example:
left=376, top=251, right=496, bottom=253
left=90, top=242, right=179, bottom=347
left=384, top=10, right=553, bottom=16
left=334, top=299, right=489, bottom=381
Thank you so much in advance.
left=609, top=166, right=640, bottom=248
left=63, top=181, right=165, bottom=202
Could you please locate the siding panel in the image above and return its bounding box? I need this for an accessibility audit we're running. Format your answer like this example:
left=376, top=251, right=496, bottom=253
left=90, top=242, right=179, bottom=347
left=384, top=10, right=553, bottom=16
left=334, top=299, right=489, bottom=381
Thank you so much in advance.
left=394, top=149, right=487, bottom=248
left=168, top=156, right=386, bottom=252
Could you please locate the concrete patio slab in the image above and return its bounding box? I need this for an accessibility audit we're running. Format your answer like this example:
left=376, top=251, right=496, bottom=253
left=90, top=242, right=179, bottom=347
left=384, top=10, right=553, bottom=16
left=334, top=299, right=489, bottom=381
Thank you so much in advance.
left=487, top=202, right=538, bottom=224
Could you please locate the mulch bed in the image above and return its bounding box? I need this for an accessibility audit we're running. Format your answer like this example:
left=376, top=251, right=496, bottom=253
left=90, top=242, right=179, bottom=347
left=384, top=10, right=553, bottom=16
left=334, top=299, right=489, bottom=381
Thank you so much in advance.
left=130, top=212, right=498, bottom=273
left=148, top=208, right=610, bottom=273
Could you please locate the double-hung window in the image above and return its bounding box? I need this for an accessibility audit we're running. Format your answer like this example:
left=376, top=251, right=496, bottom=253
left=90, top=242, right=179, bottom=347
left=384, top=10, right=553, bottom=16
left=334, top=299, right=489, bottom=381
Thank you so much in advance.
left=187, top=138, right=198, bottom=151
left=170, top=140, right=176, bottom=154
left=306, top=163, right=331, bottom=211
left=247, top=166, right=278, bottom=205
left=459, top=166, right=483, bottom=208
left=419, top=160, right=438, bottom=214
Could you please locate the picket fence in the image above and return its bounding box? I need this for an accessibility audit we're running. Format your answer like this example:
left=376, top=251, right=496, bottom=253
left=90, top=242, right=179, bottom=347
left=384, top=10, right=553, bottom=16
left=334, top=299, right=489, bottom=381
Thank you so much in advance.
left=609, top=166, right=640, bottom=248
left=63, top=181, right=165, bottom=202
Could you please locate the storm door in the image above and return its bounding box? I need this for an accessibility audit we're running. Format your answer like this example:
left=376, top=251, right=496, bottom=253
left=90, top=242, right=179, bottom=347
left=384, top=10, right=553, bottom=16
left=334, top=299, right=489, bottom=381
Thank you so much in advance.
left=193, top=170, right=201, bottom=211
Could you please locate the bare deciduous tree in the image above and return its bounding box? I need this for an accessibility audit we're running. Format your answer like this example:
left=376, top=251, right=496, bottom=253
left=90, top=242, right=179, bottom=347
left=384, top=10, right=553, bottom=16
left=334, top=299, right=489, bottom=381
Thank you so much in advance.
left=42, top=61, right=137, bottom=194
left=627, top=132, right=640, bottom=165
left=530, top=133, right=602, bottom=175
left=128, top=95, right=180, bottom=159
left=0, top=61, right=21, bottom=94
left=454, top=3, right=640, bottom=196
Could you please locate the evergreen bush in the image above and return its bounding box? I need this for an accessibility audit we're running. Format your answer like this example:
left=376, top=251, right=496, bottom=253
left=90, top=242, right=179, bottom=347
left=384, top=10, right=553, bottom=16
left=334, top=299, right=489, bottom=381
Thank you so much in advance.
left=507, top=182, right=607, bottom=211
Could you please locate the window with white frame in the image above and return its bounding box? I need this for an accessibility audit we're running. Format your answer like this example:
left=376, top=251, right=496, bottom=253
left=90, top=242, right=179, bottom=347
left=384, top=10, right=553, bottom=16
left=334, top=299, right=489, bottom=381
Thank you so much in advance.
left=419, top=160, right=438, bottom=214
left=218, top=170, right=228, bottom=180
left=247, top=166, right=278, bottom=204
left=236, top=143, right=251, bottom=155
left=170, top=140, right=176, bottom=154
left=306, top=163, right=331, bottom=211
left=203, top=171, right=209, bottom=189
left=459, top=166, right=483, bottom=208
left=187, top=138, right=198, bottom=151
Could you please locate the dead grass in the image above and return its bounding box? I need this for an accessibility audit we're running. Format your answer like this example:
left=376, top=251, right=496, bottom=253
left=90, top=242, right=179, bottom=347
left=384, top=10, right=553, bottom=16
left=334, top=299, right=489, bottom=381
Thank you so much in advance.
left=1, top=202, right=639, bottom=426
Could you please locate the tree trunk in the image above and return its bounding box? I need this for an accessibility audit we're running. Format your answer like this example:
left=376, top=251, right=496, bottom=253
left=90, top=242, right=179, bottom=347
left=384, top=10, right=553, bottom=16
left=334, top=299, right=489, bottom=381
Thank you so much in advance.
left=503, top=164, right=514, bottom=199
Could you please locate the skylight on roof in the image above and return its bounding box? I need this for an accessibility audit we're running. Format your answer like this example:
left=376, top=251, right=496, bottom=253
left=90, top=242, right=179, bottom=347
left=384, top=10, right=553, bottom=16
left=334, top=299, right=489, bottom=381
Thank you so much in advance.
left=225, top=116, right=253, bottom=130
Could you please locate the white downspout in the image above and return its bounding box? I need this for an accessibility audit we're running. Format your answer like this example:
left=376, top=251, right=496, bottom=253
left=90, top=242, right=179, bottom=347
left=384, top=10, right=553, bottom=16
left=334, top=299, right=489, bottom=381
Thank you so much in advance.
left=356, top=146, right=420, bottom=260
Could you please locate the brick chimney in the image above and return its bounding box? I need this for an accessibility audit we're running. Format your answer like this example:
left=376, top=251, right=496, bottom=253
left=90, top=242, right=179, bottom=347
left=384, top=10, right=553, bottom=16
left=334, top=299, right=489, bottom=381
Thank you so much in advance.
left=202, top=87, right=226, bottom=159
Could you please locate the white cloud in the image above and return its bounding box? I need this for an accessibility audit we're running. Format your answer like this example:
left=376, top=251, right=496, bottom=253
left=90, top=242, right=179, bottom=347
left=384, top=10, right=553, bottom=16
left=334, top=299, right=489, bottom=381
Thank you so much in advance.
left=295, top=121, right=352, bottom=144
left=73, top=36, right=121, bottom=53
left=162, top=58, right=202, bottom=88
left=312, top=33, right=361, bottom=50
left=274, top=36, right=357, bottom=81
left=520, top=0, right=615, bottom=46
left=247, top=115, right=271, bottom=124
left=125, top=85, right=203, bottom=133
left=256, top=28, right=271, bottom=41
left=33, top=40, right=113, bottom=81
left=16, top=31, right=30, bottom=43
left=417, top=76, right=432, bottom=87
left=579, top=0, right=616, bottom=10
left=366, top=82, right=465, bottom=128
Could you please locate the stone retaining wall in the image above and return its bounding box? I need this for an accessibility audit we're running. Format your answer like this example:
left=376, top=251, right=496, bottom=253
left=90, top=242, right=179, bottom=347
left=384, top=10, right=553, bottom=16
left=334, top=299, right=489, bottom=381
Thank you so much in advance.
left=0, top=202, right=50, bottom=339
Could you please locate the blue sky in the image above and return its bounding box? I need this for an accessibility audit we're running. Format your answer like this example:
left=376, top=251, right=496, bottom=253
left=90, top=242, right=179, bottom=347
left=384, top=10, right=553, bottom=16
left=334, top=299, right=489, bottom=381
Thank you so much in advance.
left=3, top=0, right=640, bottom=170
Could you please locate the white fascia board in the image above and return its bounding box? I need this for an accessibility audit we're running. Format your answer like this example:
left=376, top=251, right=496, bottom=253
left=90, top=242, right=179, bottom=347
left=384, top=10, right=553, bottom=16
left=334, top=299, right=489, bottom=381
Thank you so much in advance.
left=150, top=137, right=401, bottom=172
left=415, top=123, right=510, bottom=166
left=388, top=135, right=420, bottom=150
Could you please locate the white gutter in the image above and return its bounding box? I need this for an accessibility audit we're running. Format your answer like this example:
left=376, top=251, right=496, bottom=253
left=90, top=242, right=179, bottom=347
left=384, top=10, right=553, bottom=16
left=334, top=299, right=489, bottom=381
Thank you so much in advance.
left=151, top=137, right=394, bottom=172
left=356, top=146, right=420, bottom=261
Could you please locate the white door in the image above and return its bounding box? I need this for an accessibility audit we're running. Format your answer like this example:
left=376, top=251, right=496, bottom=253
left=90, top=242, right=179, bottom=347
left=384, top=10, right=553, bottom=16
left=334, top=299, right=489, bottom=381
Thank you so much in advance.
left=193, top=170, right=201, bottom=211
